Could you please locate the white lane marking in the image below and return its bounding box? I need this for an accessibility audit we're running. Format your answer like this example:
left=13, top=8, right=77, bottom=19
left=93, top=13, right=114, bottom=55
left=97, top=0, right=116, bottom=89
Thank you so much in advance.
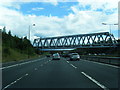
left=66, top=61, right=69, bottom=63
left=1, top=64, right=19, bottom=69
left=40, top=60, right=50, bottom=67
left=82, top=59, right=120, bottom=69
left=34, top=68, right=37, bottom=70
left=81, top=72, right=108, bottom=90
left=70, top=64, right=77, bottom=69
left=66, top=61, right=77, bottom=69
left=0, top=58, right=46, bottom=70
left=2, top=73, right=29, bottom=90
left=44, top=60, right=50, bottom=64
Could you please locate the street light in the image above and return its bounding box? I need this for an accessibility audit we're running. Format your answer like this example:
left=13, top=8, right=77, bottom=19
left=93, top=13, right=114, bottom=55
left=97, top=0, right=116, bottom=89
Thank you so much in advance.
left=102, top=23, right=118, bottom=34
left=28, top=24, right=35, bottom=41
left=28, top=24, right=35, bottom=58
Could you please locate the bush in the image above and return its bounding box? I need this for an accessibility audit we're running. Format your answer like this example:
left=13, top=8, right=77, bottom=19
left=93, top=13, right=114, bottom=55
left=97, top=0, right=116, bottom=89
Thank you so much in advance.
left=3, top=47, right=10, bottom=56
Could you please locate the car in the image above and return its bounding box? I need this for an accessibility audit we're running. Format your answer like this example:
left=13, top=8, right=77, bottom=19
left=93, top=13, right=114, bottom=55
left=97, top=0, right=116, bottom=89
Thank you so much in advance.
left=46, top=54, right=51, bottom=57
left=62, top=53, right=70, bottom=58
left=69, top=53, right=80, bottom=60
left=52, top=53, right=60, bottom=60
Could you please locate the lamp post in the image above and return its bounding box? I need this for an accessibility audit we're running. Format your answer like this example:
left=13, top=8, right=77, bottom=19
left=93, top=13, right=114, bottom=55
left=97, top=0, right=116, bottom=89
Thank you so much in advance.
left=102, top=23, right=118, bottom=34
left=28, top=24, right=35, bottom=58
left=28, top=24, right=35, bottom=41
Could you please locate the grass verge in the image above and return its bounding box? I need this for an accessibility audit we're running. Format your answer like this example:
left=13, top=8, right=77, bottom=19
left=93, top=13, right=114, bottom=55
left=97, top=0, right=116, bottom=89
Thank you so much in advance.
left=2, top=47, right=40, bottom=63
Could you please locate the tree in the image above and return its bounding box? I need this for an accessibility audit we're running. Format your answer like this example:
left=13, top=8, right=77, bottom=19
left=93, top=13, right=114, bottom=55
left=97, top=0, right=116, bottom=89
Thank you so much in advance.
left=2, top=26, right=6, bottom=33
left=2, top=28, right=37, bottom=59
left=0, top=29, right=2, bottom=33
left=8, top=30, right=12, bottom=36
left=3, top=47, right=10, bottom=56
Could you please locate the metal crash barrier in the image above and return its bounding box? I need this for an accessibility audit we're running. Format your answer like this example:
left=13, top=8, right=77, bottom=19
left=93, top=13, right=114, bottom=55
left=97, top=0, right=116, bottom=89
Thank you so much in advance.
left=81, top=56, right=120, bottom=67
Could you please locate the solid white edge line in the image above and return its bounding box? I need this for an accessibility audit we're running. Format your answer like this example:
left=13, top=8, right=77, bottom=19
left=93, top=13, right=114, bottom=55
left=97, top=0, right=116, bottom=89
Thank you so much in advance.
left=0, top=57, right=46, bottom=70
left=2, top=73, right=29, bottom=90
left=1, top=64, right=19, bottom=69
left=82, top=59, right=120, bottom=68
left=81, top=72, right=108, bottom=90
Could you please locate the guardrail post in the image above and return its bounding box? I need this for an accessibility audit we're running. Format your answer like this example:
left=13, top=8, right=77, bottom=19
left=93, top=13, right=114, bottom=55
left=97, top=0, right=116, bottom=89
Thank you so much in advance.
left=109, top=59, right=111, bottom=64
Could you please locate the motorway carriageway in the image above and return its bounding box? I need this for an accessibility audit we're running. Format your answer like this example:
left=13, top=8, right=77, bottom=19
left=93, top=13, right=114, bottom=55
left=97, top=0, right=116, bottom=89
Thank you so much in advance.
left=1, top=57, right=120, bottom=89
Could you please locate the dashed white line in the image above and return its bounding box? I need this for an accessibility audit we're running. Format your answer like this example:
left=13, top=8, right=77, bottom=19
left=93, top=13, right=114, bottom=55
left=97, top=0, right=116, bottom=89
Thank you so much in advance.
left=66, top=61, right=69, bottom=63
left=70, top=64, right=77, bottom=69
left=2, top=73, right=29, bottom=90
left=34, top=68, right=38, bottom=70
left=81, top=72, right=108, bottom=90
left=39, top=60, right=51, bottom=67
left=66, top=61, right=77, bottom=69
left=0, top=58, right=46, bottom=70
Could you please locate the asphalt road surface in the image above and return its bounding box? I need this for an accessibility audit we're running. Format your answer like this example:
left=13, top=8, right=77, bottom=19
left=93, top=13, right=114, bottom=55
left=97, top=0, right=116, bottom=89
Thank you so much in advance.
left=1, top=57, right=120, bottom=89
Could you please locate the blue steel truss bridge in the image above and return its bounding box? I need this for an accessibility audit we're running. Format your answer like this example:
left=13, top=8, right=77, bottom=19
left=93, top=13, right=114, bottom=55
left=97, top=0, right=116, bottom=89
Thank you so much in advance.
left=33, top=32, right=118, bottom=51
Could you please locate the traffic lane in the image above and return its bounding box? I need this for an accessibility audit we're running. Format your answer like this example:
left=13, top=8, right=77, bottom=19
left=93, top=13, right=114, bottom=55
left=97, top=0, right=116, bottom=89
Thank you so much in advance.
left=2, top=57, right=49, bottom=88
left=66, top=58, right=119, bottom=88
left=8, top=57, right=100, bottom=88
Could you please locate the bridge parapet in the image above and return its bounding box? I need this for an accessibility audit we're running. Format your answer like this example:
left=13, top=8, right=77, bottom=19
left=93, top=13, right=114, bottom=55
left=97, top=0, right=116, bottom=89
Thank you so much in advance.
left=33, top=32, right=118, bottom=49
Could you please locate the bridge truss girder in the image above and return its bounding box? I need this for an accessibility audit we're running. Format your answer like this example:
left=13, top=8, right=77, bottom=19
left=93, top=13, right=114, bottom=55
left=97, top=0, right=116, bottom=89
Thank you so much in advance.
left=33, top=32, right=118, bottom=49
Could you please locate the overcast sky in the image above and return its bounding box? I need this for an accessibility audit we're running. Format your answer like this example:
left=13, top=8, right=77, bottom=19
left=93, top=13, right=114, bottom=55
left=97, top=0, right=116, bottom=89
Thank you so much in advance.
left=0, top=0, right=119, bottom=43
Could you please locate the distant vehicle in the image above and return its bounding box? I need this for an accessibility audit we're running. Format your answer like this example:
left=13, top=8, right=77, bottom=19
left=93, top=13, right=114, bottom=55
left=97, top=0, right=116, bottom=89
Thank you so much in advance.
left=69, top=53, right=80, bottom=60
left=62, top=53, right=70, bottom=58
left=46, top=54, right=51, bottom=57
left=94, top=53, right=97, bottom=55
left=52, top=53, right=60, bottom=60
